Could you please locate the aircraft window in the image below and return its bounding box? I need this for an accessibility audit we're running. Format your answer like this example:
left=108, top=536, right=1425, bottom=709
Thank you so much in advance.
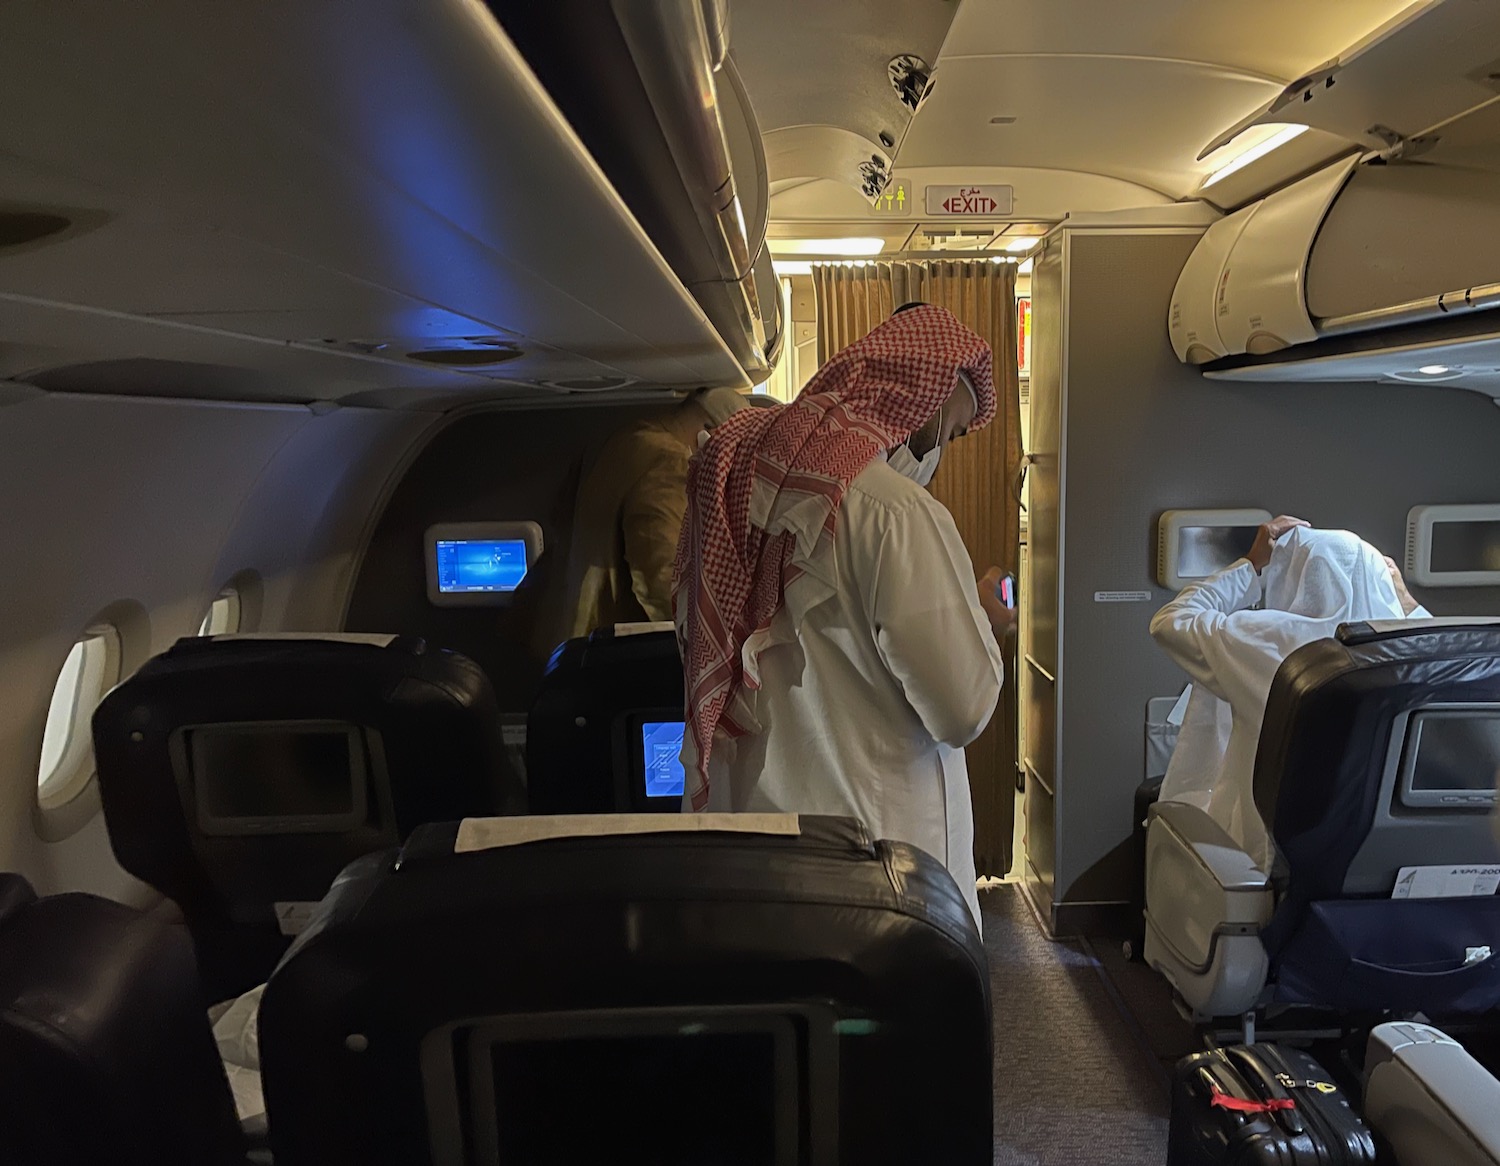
left=37, top=625, right=121, bottom=809
left=198, top=587, right=243, bottom=636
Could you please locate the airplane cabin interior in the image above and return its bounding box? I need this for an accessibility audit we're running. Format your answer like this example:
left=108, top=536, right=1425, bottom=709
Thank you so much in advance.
left=4, top=1, right=1500, bottom=1163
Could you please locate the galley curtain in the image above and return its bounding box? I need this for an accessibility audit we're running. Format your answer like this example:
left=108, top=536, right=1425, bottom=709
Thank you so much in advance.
left=813, top=259, right=1024, bottom=878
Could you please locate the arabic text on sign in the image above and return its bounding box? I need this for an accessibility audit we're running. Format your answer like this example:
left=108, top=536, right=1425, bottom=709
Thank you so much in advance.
left=925, top=184, right=1015, bottom=216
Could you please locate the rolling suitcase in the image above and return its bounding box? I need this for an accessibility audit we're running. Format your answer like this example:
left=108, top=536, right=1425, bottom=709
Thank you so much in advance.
left=1168, top=1044, right=1376, bottom=1165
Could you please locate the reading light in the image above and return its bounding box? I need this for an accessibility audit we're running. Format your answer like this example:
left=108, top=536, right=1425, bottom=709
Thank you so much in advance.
left=1200, top=124, right=1309, bottom=189
left=1418, top=364, right=1451, bottom=375
left=1004, top=236, right=1040, bottom=253
left=768, top=237, right=886, bottom=256
left=771, top=259, right=814, bottom=276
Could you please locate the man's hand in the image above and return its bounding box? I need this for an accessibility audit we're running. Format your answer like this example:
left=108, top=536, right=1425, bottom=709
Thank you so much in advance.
left=1383, top=556, right=1421, bottom=616
left=977, top=566, right=1018, bottom=637
left=1247, top=515, right=1309, bottom=574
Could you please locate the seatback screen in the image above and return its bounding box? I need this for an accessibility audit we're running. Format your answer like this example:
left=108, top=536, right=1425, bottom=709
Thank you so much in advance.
left=187, top=722, right=367, bottom=833
left=434, top=539, right=529, bottom=594
left=488, top=1032, right=776, bottom=1162
left=1399, top=709, right=1500, bottom=809
left=457, top=1010, right=802, bottom=1165
left=640, top=720, right=686, bottom=799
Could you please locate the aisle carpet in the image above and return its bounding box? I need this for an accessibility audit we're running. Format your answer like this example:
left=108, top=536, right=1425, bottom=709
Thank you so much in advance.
left=983, top=886, right=1170, bottom=1165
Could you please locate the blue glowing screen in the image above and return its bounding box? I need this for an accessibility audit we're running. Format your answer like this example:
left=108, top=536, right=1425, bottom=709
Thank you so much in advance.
left=641, top=721, right=686, bottom=799
left=435, top=539, right=528, bottom=594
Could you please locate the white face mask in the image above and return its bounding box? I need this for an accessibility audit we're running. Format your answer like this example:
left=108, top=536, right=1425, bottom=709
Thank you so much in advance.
left=888, top=405, right=944, bottom=486
left=888, top=441, right=941, bottom=486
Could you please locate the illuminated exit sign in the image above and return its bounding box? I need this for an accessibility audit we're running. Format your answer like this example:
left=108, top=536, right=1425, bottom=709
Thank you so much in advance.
left=869, top=178, right=912, bottom=215
left=925, top=184, right=1015, bottom=216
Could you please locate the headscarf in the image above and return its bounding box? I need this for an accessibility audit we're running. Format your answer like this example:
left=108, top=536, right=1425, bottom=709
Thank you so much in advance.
left=672, top=304, right=996, bottom=809
left=1158, top=527, right=1410, bottom=867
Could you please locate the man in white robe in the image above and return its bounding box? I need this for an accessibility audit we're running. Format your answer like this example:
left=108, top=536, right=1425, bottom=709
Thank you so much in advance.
left=674, top=305, right=1012, bottom=928
left=1151, top=518, right=1427, bottom=871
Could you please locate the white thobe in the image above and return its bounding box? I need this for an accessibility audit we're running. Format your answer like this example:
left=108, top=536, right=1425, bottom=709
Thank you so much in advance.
left=686, top=459, right=1003, bottom=927
left=1151, top=553, right=1425, bottom=870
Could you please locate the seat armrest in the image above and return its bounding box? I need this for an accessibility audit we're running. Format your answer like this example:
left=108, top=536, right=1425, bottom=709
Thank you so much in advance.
left=1144, top=802, right=1274, bottom=1015
left=1366, top=1022, right=1500, bottom=1166
left=1151, top=801, right=1270, bottom=892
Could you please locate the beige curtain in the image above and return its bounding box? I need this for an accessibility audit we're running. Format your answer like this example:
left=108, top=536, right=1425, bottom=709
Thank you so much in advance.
left=813, top=260, right=1024, bottom=878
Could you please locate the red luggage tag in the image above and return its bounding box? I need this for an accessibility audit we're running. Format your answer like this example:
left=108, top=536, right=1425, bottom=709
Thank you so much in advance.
left=1209, top=1086, right=1296, bottom=1115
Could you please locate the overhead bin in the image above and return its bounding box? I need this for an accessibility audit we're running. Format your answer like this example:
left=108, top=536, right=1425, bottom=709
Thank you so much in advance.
left=1199, top=0, right=1500, bottom=167
left=1170, top=157, right=1500, bottom=397
left=0, top=0, right=752, bottom=405
left=490, top=0, right=780, bottom=380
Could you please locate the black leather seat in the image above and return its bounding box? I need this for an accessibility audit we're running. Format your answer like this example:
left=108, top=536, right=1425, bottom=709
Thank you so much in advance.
left=528, top=625, right=685, bottom=813
left=1146, top=619, right=1500, bottom=1020
left=0, top=873, right=246, bottom=1166
left=94, top=633, right=525, bottom=998
left=259, top=815, right=992, bottom=1165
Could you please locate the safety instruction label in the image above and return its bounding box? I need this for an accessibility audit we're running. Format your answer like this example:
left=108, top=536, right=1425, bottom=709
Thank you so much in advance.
left=1391, top=865, right=1500, bottom=900
left=273, top=901, right=319, bottom=936
left=1094, top=591, right=1153, bottom=604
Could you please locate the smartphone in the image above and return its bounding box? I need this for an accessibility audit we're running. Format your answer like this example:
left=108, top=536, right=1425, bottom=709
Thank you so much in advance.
left=995, top=572, right=1017, bottom=609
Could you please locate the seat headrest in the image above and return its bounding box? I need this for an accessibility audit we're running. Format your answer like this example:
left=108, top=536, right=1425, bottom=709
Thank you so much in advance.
left=1339, top=617, right=1500, bottom=647
left=0, top=891, right=245, bottom=1166
left=93, top=633, right=525, bottom=935
left=602, top=621, right=676, bottom=638
left=259, top=815, right=990, bottom=1166
left=529, top=631, right=684, bottom=814
left=454, top=812, right=800, bottom=852
left=200, top=632, right=404, bottom=648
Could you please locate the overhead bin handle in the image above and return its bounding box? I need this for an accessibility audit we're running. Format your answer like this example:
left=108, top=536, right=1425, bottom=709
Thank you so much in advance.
left=612, top=0, right=769, bottom=371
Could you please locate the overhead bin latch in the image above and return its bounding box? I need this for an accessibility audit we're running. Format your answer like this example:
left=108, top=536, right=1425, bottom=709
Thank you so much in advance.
left=888, top=54, right=932, bottom=113
left=1365, top=124, right=1440, bottom=163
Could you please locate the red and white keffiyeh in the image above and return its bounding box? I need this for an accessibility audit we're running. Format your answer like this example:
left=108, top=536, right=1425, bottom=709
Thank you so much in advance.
left=672, top=304, right=996, bottom=809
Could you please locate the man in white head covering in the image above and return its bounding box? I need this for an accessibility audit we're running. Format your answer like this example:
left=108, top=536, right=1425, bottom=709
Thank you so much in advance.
left=1150, top=516, right=1429, bottom=871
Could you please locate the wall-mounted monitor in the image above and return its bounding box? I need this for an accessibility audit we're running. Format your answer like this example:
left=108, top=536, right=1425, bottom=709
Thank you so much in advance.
left=1156, top=509, right=1271, bottom=590
left=1396, top=705, right=1500, bottom=810
left=1405, top=504, right=1500, bottom=587
left=424, top=522, right=544, bottom=607
left=181, top=720, right=369, bottom=835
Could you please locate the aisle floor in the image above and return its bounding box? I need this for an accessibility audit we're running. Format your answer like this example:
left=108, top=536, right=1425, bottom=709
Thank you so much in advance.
left=983, top=885, right=1172, bottom=1165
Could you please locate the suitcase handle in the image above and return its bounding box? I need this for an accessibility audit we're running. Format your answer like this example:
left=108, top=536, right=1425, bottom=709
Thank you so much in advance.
left=1224, top=1047, right=1306, bottom=1137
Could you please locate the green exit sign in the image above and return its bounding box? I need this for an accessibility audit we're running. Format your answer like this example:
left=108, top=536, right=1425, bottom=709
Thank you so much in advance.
left=870, top=178, right=912, bottom=215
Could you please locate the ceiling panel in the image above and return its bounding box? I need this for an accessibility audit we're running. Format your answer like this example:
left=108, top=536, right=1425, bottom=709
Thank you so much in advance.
left=900, top=56, right=1281, bottom=198
left=941, top=0, right=1427, bottom=79
left=730, top=0, right=955, bottom=140
left=895, top=0, right=1470, bottom=207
